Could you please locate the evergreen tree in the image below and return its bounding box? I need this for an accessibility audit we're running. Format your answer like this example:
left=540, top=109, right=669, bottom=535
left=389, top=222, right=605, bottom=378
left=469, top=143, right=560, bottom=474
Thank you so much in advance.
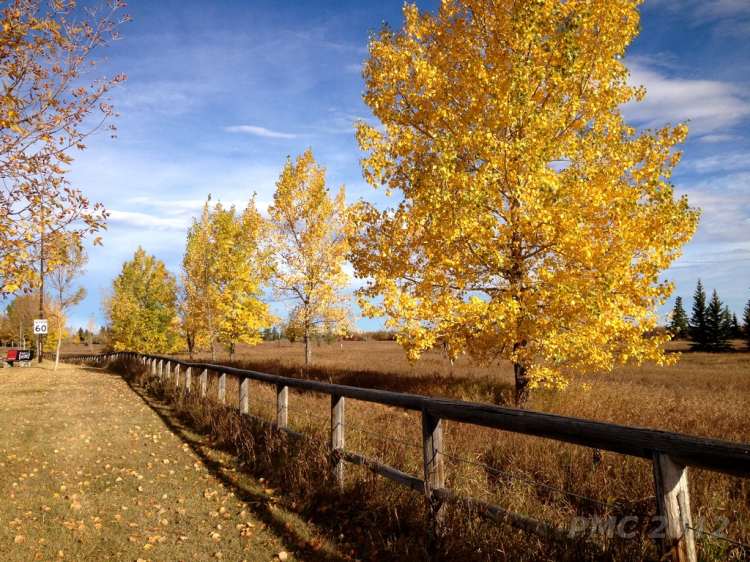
left=668, top=296, right=689, bottom=340
left=689, top=279, right=708, bottom=349
left=731, top=312, right=741, bottom=340
left=704, top=290, right=732, bottom=351
left=743, top=300, right=750, bottom=350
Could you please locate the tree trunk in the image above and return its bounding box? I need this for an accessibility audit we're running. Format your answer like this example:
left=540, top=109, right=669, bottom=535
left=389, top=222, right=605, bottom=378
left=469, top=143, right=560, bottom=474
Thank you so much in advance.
left=514, top=361, right=531, bottom=408
left=229, top=342, right=235, bottom=361
left=38, top=224, right=44, bottom=363
left=54, top=316, right=61, bottom=371
left=304, top=324, right=312, bottom=367
left=186, top=332, right=195, bottom=360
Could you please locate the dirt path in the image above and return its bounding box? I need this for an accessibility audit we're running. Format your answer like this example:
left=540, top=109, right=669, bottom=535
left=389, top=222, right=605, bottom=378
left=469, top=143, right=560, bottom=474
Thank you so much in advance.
left=0, top=361, right=312, bottom=561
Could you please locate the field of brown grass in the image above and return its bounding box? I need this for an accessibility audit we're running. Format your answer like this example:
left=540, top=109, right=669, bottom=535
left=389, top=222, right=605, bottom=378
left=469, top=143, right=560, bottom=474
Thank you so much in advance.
left=64, top=339, right=750, bottom=560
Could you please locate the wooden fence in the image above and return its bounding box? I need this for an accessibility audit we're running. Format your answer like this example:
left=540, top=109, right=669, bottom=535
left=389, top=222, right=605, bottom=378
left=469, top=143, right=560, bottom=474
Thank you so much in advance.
left=68, top=351, right=750, bottom=562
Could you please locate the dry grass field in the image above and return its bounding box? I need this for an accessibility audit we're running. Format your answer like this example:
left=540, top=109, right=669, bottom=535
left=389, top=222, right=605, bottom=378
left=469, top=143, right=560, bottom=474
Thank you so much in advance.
left=63, top=339, right=750, bottom=560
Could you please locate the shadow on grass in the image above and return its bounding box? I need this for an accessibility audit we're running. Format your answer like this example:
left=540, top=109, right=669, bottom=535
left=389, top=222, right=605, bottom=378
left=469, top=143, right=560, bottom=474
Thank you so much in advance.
left=120, top=377, right=345, bottom=562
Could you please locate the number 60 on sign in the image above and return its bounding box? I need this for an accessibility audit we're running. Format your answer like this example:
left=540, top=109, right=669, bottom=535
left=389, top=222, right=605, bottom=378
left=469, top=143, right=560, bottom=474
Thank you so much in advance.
left=33, top=319, right=48, bottom=334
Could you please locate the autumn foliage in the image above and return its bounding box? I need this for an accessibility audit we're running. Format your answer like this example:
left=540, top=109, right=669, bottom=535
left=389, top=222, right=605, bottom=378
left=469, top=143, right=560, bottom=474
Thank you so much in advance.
left=267, top=149, right=352, bottom=366
left=351, top=0, right=699, bottom=405
left=0, top=0, right=128, bottom=294
left=103, top=247, right=181, bottom=354
left=180, top=197, right=274, bottom=361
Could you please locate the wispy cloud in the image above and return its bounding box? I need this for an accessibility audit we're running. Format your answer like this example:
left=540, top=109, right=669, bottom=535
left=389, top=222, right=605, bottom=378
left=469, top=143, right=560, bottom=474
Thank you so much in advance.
left=624, top=60, right=750, bottom=136
left=683, top=152, right=750, bottom=174
left=108, top=210, right=190, bottom=231
left=225, top=125, right=299, bottom=139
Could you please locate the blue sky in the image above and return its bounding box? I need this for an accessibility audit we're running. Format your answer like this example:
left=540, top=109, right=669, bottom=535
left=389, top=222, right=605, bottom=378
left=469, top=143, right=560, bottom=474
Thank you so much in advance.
left=63, top=0, right=750, bottom=331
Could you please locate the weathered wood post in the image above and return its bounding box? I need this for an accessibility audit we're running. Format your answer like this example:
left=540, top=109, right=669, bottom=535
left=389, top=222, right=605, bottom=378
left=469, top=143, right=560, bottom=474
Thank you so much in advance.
left=158, top=359, right=164, bottom=381
left=652, top=451, right=696, bottom=562
left=276, top=383, right=288, bottom=429
left=185, top=366, right=192, bottom=393
left=331, top=394, right=345, bottom=488
left=174, top=364, right=180, bottom=389
left=200, top=369, right=208, bottom=398
left=240, top=377, right=249, bottom=415
left=422, top=408, right=446, bottom=538
left=151, top=358, right=156, bottom=377
left=218, top=372, right=226, bottom=404
left=165, top=361, right=171, bottom=382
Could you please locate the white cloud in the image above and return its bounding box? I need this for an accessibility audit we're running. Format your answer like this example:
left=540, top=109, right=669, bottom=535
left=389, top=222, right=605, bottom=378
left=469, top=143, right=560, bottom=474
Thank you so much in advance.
left=649, top=0, right=750, bottom=29
left=683, top=152, right=750, bottom=174
left=624, top=60, right=750, bottom=136
left=682, top=186, right=750, bottom=244
left=107, top=210, right=190, bottom=231
left=698, top=134, right=744, bottom=144
left=225, top=125, right=299, bottom=139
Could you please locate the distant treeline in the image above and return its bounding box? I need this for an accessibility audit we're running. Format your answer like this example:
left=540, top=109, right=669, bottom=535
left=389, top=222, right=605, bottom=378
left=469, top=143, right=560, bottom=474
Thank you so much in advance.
left=669, top=279, right=750, bottom=351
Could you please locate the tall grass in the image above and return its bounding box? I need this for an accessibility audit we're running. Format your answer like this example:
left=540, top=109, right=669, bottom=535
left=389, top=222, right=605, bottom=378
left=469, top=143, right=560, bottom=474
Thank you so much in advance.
left=103, top=340, right=750, bottom=561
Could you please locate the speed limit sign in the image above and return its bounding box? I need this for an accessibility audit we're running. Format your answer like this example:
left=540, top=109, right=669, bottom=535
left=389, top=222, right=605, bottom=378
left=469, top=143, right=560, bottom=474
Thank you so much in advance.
left=34, top=319, right=48, bottom=334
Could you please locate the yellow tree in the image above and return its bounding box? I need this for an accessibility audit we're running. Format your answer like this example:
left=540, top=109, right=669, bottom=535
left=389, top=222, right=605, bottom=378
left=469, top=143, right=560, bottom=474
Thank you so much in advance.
left=352, top=0, right=699, bottom=406
left=47, top=240, right=87, bottom=369
left=4, top=291, right=37, bottom=348
left=0, top=0, right=128, bottom=294
left=268, top=149, right=352, bottom=366
left=3, top=290, right=66, bottom=353
left=181, top=196, right=273, bottom=362
left=102, top=247, right=181, bottom=354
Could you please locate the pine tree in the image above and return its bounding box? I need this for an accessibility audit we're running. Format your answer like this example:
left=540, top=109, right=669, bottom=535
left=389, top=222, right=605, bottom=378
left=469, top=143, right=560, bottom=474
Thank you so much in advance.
left=668, top=296, right=689, bottom=340
left=704, top=290, right=732, bottom=351
left=743, top=300, right=750, bottom=350
left=731, top=312, right=741, bottom=340
left=689, top=279, right=708, bottom=350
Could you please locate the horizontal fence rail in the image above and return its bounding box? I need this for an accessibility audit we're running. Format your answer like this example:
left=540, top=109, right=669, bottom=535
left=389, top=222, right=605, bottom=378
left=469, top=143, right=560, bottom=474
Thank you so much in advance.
left=67, top=351, right=750, bottom=562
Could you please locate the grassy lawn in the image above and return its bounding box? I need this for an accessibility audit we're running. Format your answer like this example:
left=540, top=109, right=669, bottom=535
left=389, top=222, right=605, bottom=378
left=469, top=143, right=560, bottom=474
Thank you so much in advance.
left=0, top=360, right=338, bottom=562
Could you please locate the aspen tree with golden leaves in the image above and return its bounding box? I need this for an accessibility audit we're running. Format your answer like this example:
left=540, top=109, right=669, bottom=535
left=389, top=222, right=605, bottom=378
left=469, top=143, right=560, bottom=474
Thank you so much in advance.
left=0, top=0, right=128, bottom=294
left=268, top=149, right=353, bottom=367
left=352, top=0, right=699, bottom=406
left=181, top=197, right=274, bottom=361
left=103, top=247, right=181, bottom=354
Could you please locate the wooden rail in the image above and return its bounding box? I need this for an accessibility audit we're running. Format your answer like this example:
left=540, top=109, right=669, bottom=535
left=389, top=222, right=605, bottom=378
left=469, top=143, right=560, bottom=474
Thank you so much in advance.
left=67, top=351, right=750, bottom=562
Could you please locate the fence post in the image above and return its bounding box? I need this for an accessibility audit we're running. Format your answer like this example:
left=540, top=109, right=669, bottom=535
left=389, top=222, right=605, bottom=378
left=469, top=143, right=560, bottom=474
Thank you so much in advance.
left=218, top=372, right=226, bottom=404
left=240, top=377, right=249, bottom=414
left=200, top=369, right=208, bottom=398
left=422, top=408, right=446, bottom=536
left=331, top=394, right=345, bottom=488
left=158, top=359, right=164, bottom=381
left=652, top=451, right=696, bottom=562
left=151, top=358, right=156, bottom=377
left=174, top=364, right=180, bottom=389
left=277, top=383, right=288, bottom=429
left=185, top=367, right=192, bottom=394
left=165, top=361, right=171, bottom=382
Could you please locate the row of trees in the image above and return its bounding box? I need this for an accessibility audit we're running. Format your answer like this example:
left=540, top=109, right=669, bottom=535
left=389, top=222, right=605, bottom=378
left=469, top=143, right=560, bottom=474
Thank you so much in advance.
left=669, top=280, right=750, bottom=351
left=105, top=0, right=702, bottom=406
left=103, top=150, right=352, bottom=365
